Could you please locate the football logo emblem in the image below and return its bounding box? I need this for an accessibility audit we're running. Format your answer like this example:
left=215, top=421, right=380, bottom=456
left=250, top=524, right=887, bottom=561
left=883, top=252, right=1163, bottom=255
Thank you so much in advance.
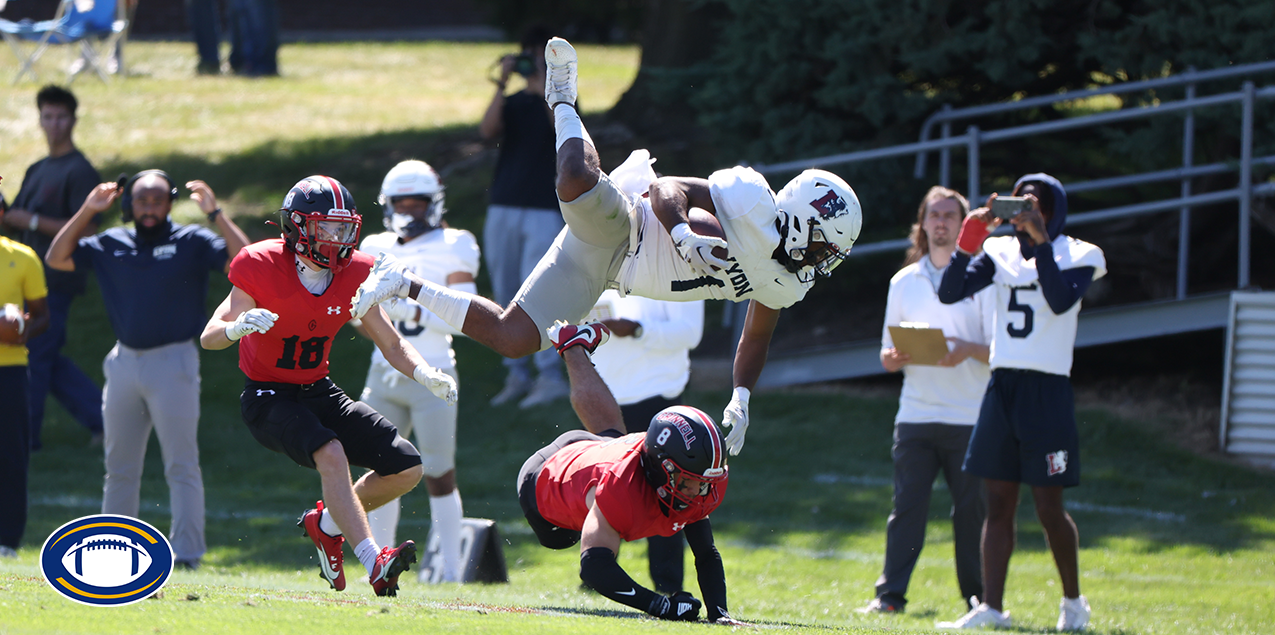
left=40, top=514, right=174, bottom=606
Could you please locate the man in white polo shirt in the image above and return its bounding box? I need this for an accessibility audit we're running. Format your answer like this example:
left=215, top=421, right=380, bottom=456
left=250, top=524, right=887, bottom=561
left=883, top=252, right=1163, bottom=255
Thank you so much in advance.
left=861, top=186, right=993, bottom=615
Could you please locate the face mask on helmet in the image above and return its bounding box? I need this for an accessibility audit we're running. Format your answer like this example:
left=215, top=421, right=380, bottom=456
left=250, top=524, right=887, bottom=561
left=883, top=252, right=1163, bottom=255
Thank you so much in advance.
left=276, top=175, right=363, bottom=272
left=642, top=406, right=728, bottom=513
left=774, top=169, right=862, bottom=284
left=379, top=161, right=446, bottom=241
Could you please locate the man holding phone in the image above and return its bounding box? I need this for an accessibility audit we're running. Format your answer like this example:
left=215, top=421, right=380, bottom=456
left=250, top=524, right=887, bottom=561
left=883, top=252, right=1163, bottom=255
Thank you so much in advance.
left=477, top=23, right=572, bottom=410
left=862, top=186, right=992, bottom=615
left=936, top=174, right=1104, bottom=631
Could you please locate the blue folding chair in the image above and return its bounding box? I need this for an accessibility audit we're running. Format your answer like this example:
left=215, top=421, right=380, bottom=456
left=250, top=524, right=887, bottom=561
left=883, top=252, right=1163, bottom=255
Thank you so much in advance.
left=0, top=0, right=129, bottom=84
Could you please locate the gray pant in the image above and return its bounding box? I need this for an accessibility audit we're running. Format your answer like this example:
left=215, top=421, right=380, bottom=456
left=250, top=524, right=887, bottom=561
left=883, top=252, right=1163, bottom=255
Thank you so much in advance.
left=483, top=204, right=565, bottom=376
left=875, top=423, right=985, bottom=606
left=101, top=340, right=206, bottom=562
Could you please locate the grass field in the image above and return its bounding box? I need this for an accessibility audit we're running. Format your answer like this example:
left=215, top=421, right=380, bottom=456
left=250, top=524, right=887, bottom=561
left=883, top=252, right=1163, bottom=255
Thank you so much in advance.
left=2, top=41, right=1275, bottom=634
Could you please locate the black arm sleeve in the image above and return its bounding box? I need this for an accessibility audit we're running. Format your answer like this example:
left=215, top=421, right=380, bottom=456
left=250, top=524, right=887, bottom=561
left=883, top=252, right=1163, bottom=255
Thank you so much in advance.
left=684, top=518, right=729, bottom=621
left=1033, top=243, right=1095, bottom=315
left=579, top=547, right=663, bottom=615
left=938, top=251, right=996, bottom=304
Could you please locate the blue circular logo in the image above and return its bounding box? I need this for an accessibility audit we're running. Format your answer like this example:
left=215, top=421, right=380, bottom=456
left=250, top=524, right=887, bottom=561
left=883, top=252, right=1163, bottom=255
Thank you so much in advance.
left=40, top=514, right=174, bottom=606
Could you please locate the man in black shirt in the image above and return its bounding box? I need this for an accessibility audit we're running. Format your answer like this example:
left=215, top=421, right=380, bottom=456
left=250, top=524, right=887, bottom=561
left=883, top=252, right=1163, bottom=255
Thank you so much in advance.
left=2, top=85, right=103, bottom=450
left=478, top=24, right=570, bottom=410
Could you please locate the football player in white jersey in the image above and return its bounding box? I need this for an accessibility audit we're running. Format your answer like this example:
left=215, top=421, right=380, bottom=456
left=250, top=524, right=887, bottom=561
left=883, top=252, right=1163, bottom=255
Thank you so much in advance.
left=351, top=38, right=862, bottom=456
left=935, top=173, right=1104, bottom=632
left=356, top=160, right=479, bottom=583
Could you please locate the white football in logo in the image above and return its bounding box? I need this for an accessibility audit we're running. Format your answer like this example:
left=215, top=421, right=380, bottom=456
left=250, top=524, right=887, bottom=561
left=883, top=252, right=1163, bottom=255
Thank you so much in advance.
left=60, top=534, right=153, bottom=587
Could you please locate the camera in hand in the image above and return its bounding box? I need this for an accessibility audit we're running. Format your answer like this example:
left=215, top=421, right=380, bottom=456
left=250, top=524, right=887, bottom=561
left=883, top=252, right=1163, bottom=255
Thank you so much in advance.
left=990, top=196, right=1032, bottom=220
left=513, top=53, right=535, bottom=77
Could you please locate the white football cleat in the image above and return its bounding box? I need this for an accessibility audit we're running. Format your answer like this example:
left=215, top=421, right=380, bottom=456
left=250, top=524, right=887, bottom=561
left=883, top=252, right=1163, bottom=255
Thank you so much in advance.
left=544, top=37, right=578, bottom=108
left=1057, top=596, right=1090, bottom=631
left=351, top=253, right=410, bottom=319
left=936, top=602, right=1012, bottom=629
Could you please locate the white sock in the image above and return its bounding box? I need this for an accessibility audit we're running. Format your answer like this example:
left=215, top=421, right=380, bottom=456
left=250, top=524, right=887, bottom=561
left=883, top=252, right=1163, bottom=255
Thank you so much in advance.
left=319, top=507, right=342, bottom=537
left=554, top=103, right=594, bottom=151
left=366, top=498, right=400, bottom=549
left=430, top=490, right=464, bottom=582
left=414, top=280, right=470, bottom=332
left=354, top=538, right=380, bottom=576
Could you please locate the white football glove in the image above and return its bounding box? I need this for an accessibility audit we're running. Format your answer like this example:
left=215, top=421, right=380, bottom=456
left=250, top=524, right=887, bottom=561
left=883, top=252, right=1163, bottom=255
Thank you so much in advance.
left=225, top=308, right=279, bottom=341
left=670, top=222, right=730, bottom=275
left=414, top=364, right=458, bottom=406
left=381, top=297, right=421, bottom=324
left=351, top=252, right=411, bottom=319
left=721, top=386, right=751, bottom=456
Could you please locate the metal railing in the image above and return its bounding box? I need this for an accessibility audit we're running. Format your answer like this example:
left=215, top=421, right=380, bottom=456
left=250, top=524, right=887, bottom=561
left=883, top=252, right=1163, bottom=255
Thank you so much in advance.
left=750, top=60, right=1275, bottom=298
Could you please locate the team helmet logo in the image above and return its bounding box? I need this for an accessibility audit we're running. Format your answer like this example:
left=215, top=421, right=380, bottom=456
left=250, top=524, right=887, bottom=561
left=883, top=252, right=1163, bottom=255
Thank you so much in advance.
left=295, top=180, right=320, bottom=200
left=1045, top=450, right=1068, bottom=476
left=40, top=514, right=174, bottom=606
left=810, top=187, right=848, bottom=219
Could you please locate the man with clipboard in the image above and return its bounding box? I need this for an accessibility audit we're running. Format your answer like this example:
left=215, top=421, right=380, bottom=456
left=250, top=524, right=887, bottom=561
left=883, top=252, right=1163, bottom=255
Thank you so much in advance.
left=860, top=187, right=994, bottom=616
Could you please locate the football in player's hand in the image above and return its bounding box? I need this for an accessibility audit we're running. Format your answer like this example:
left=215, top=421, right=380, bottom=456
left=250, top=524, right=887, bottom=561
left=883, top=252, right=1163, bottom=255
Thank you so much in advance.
left=688, top=207, right=729, bottom=261
left=0, top=304, right=25, bottom=345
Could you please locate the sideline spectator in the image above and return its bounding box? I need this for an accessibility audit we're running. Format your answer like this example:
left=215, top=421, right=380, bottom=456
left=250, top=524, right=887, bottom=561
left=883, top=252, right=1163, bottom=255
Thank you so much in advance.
left=228, top=0, right=278, bottom=76
left=478, top=23, right=568, bottom=409
left=2, top=85, right=103, bottom=450
left=358, top=160, right=480, bottom=583
left=186, top=0, right=226, bottom=74
left=0, top=182, right=51, bottom=558
left=860, top=186, right=991, bottom=615
left=936, top=174, right=1105, bottom=631
left=591, top=290, right=705, bottom=595
left=45, top=171, right=250, bottom=570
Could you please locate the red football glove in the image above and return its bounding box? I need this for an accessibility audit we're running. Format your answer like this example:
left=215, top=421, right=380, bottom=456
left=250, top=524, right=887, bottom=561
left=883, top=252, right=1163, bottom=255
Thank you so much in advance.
left=956, top=214, right=992, bottom=254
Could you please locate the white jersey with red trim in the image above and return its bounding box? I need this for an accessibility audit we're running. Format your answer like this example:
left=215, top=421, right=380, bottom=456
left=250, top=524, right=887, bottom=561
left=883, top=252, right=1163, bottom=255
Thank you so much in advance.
left=359, top=228, right=480, bottom=368
left=616, top=167, right=810, bottom=310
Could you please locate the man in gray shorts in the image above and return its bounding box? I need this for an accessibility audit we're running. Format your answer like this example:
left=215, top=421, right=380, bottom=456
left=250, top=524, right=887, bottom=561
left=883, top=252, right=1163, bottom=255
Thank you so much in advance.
left=352, top=37, right=863, bottom=457
left=46, top=171, right=250, bottom=569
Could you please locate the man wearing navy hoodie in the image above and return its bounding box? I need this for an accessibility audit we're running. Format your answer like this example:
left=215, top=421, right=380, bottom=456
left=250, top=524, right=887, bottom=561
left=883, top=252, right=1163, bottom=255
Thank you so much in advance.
left=934, top=174, right=1104, bottom=632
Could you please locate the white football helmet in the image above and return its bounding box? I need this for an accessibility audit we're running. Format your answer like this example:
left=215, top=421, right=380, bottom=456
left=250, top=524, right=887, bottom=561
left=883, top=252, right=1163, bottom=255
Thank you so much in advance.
left=378, top=160, right=446, bottom=240
left=774, top=169, right=862, bottom=282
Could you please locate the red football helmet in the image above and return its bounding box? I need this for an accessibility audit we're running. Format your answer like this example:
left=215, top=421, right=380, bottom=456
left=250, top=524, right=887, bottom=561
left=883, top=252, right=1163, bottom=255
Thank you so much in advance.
left=278, top=175, right=361, bottom=272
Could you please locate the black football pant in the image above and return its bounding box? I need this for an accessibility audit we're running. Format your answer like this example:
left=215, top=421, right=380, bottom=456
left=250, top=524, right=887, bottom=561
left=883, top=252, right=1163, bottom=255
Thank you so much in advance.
left=875, top=423, right=985, bottom=608
left=0, top=366, right=31, bottom=549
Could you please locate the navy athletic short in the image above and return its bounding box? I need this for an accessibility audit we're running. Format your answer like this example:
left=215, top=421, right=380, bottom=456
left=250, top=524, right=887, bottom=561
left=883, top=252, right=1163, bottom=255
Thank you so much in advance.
left=963, top=368, right=1080, bottom=488
left=517, top=428, right=624, bottom=550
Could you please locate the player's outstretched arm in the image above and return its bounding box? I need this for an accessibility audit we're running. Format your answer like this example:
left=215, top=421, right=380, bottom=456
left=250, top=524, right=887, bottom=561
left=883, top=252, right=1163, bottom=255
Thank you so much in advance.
left=363, top=305, right=458, bottom=405
left=683, top=519, right=746, bottom=625
left=561, top=346, right=625, bottom=435
left=579, top=504, right=701, bottom=621
left=201, top=286, right=275, bottom=350
left=650, top=177, right=729, bottom=273
left=722, top=300, right=780, bottom=456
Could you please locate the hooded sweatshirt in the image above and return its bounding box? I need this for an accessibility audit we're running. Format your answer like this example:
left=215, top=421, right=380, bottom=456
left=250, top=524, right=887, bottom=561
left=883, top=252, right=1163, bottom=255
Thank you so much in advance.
left=937, top=173, right=1106, bottom=376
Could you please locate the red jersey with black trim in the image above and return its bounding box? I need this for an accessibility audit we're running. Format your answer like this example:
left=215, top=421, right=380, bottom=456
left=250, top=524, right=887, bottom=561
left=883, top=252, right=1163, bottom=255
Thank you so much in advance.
left=535, top=433, right=727, bottom=541
left=228, top=239, right=373, bottom=384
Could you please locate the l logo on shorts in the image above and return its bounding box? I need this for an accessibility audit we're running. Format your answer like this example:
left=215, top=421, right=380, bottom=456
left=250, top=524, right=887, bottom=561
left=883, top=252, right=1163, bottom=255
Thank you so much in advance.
left=1046, top=450, right=1068, bottom=476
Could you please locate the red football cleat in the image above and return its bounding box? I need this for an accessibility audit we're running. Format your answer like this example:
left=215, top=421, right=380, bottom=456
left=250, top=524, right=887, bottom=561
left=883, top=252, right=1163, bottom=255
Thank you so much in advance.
left=369, top=540, right=417, bottom=597
left=298, top=500, right=346, bottom=591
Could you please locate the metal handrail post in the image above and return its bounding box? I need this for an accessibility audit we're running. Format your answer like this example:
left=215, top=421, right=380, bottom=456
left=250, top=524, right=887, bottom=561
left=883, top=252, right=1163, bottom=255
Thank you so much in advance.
left=1240, top=81, right=1254, bottom=288
left=1178, top=70, right=1196, bottom=300
left=966, top=125, right=980, bottom=202
left=939, top=117, right=952, bottom=187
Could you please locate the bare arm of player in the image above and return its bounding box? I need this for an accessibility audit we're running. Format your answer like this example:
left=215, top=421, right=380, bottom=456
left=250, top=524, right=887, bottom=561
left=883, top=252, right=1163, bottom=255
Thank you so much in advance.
left=648, top=176, right=718, bottom=234
left=732, top=300, right=780, bottom=391
left=362, top=306, right=431, bottom=378
left=45, top=182, right=120, bottom=272
left=562, top=346, right=626, bottom=436
left=200, top=285, right=259, bottom=350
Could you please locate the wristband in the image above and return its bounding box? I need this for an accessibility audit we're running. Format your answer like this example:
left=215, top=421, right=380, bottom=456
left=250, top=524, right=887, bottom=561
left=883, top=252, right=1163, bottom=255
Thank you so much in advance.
left=207, top=207, right=222, bottom=222
left=28, top=214, right=39, bottom=232
left=956, top=214, right=991, bottom=254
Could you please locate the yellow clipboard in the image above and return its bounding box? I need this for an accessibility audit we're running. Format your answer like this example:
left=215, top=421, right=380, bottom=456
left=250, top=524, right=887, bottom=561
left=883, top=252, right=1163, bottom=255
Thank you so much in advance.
left=888, top=324, right=949, bottom=366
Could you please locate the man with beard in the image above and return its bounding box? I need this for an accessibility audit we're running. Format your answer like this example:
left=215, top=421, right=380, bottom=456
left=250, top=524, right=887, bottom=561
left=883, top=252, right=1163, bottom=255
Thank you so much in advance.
left=45, top=171, right=249, bottom=570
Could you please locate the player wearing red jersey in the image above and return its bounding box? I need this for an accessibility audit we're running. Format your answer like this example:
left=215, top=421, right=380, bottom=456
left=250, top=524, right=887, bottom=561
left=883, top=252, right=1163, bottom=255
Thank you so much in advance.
left=200, top=176, right=458, bottom=597
left=516, top=322, right=745, bottom=624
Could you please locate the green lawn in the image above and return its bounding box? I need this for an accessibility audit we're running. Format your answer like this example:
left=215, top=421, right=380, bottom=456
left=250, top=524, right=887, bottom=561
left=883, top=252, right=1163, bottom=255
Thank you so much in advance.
left=2, top=41, right=1274, bottom=634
